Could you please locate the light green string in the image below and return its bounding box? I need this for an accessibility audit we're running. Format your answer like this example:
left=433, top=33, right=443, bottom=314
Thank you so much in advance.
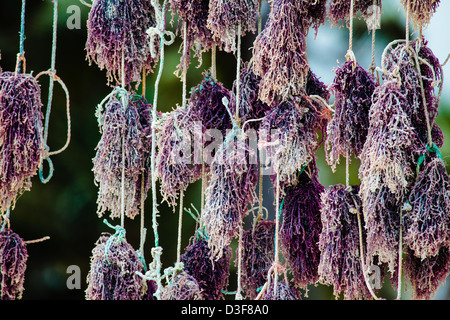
left=102, top=219, right=126, bottom=263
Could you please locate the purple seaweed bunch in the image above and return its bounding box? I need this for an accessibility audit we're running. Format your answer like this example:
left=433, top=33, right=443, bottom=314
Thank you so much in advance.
left=280, top=161, right=324, bottom=290
left=328, top=0, right=382, bottom=27
left=85, top=0, right=159, bottom=87
left=155, top=106, right=202, bottom=208
left=0, top=228, right=28, bottom=300
left=207, top=0, right=259, bottom=52
left=326, top=60, right=377, bottom=171
left=0, top=72, right=45, bottom=213
left=400, top=0, right=441, bottom=30
left=201, top=128, right=258, bottom=259
left=92, top=89, right=151, bottom=220
left=180, top=236, right=231, bottom=300
left=85, top=221, right=146, bottom=300
left=318, top=184, right=375, bottom=300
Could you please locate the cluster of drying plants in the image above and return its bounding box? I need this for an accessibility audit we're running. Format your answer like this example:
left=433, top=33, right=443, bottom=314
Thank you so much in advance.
left=1, top=0, right=449, bottom=300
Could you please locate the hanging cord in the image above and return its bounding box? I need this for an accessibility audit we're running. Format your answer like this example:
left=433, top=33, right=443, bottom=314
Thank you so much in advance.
left=145, top=0, right=175, bottom=300
left=15, top=0, right=26, bottom=75
left=119, top=50, right=128, bottom=228
left=234, top=22, right=244, bottom=300
left=79, top=0, right=93, bottom=7
left=37, top=1, right=72, bottom=183
left=273, top=173, right=281, bottom=297
left=211, top=45, right=217, bottom=80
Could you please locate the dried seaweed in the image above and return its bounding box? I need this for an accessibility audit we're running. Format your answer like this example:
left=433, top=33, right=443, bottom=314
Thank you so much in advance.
left=161, top=270, right=203, bottom=300
left=238, top=220, right=275, bottom=299
left=280, top=164, right=324, bottom=289
left=0, top=72, right=45, bottom=213
left=85, top=230, right=145, bottom=300
left=201, top=132, right=258, bottom=258
left=207, top=0, right=258, bottom=52
left=259, top=281, right=300, bottom=300
left=188, top=71, right=234, bottom=135
left=328, top=0, right=381, bottom=27
left=155, top=107, right=202, bottom=208
left=318, top=184, right=372, bottom=300
left=383, top=38, right=443, bottom=149
left=253, top=0, right=321, bottom=105
left=260, top=96, right=326, bottom=192
left=404, top=156, right=450, bottom=260
left=404, top=247, right=450, bottom=300
left=180, top=237, right=231, bottom=300
left=0, top=228, right=28, bottom=300
left=93, top=92, right=151, bottom=219
left=170, top=0, right=216, bottom=76
left=326, top=60, right=377, bottom=170
left=86, top=0, right=158, bottom=87
left=400, top=0, right=441, bottom=30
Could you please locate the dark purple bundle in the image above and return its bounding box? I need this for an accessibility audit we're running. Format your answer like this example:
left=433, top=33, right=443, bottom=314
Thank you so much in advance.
left=0, top=72, right=45, bottom=213
left=155, top=107, right=202, bottom=208
left=202, top=133, right=258, bottom=258
left=238, top=220, right=275, bottom=299
left=359, top=80, right=417, bottom=205
left=260, top=281, right=300, bottom=300
left=280, top=164, right=324, bottom=289
left=0, top=228, right=28, bottom=300
left=170, top=0, right=216, bottom=76
left=318, top=184, right=372, bottom=300
left=328, top=0, right=381, bottom=27
left=305, top=69, right=331, bottom=101
left=404, top=156, right=450, bottom=260
left=253, top=0, right=310, bottom=105
left=160, top=271, right=203, bottom=300
left=230, top=62, right=272, bottom=130
left=85, top=230, right=145, bottom=300
left=260, top=96, right=326, bottom=191
left=383, top=38, right=443, bottom=150
left=86, top=0, right=158, bottom=87
left=400, top=0, right=440, bottom=29
left=207, top=0, right=258, bottom=52
left=326, top=60, right=377, bottom=170
left=180, top=237, right=231, bottom=300
left=93, top=92, right=149, bottom=219
left=404, top=247, right=450, bottom=300
left=188, top=71, right=234, bottom=134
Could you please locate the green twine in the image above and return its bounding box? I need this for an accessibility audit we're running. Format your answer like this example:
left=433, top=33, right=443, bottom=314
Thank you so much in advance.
left=221, top=290, right=236, bottom=295
left=102, top=219, right=126, bottom=262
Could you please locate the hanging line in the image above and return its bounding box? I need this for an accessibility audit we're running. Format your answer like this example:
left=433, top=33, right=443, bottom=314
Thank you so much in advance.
left=15, top=0, right=26, bottom=75
left=38, top=0, right=72, bottom=183
left=146, top=0, right=175, bottom=300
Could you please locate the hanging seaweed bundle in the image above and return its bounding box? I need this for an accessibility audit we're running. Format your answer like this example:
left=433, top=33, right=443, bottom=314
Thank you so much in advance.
left=238, top=219, right=275, bottom=299
left=326, top=60, right=377, bottom=170
left=400, top=0, right=440, bottom=30
left=328, top=0, right=381, bottom=27
left=202, top=130, right=258, bottom=258
left=358, top=80, right=417, bottom=273
left=260, top=96, right=326, bottom=192
left=318, top=184, right=373, bottom=300
left=280, top=162, right=324, bottom=289
left=180, top=237, right=231, bottom=300
left=86, top=0, right=158, bottom=86
left=253, top=0, right=312, bottom=105
left=155, top=107, right=202, bottom=208
left=0, top=72, right=45, bottom=213
left=160, top=270, right=203, bottom=300
left=259, top=281, right=300, bottom=300
left=382, top=38, right=443, bottom=150
left=404, top=156, right=450, bottom=260
left=85, top=226, right=146, bottom=300
left=188, top=70, right=234, bottom=135
left=0, top=228, right=28, bottom=300
left=207, top=0, right=259, bottom=52
left=404, top=247, right=450, bottom=300
left=169, top=0, right=216, bottom=76
left=231, top=62, right=272, bottom=130
left=93, top=92, right=151, bottom=219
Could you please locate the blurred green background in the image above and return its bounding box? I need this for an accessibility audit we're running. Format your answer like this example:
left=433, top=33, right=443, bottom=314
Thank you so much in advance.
left=0, top=0, right=449, bottom=300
